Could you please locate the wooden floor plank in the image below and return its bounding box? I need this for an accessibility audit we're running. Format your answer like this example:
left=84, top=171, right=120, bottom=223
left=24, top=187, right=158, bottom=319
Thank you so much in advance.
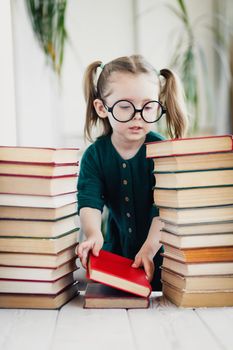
left=0, top=309, right=58, bottom=350
left=50, top=295, right=135, bottom=350
left=128, top=294, right=223, bottom=350
left=195, top=307, right=233, bottom=350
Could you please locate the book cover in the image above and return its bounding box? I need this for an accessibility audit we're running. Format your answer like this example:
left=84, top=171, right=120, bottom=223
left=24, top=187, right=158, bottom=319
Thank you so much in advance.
left=87, top=250, right=152, bottom=298
left=0, top=146, right=80, bottom=164
left=0, top=281, right=79, bottom=309
left=84, top=283, right=149, bottom=309
left=0, top=192, right=78, bottom=208
left=146, top=134, right=233, bottom=158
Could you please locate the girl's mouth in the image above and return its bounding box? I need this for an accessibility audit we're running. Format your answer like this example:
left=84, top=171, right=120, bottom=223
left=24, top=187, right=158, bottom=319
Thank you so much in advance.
left=129, top=126, right=142, bottom=131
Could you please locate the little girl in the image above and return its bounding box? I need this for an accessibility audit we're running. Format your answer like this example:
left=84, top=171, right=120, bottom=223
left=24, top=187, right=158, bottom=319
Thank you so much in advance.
left=77, top=55, right=187, bottom=290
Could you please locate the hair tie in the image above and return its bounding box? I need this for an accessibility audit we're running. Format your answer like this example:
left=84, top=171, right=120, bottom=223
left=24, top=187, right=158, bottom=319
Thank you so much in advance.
left=94, top=63, right=105, bottom=92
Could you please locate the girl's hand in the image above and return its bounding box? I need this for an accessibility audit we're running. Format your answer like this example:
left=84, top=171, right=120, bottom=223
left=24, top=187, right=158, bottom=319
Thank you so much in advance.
left=131, top=246, right=155, bottom=282
left=76, top=235, right=104, bottom=269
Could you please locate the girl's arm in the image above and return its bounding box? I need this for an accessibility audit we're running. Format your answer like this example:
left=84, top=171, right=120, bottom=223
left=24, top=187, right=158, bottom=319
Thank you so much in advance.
left=76, top=207, right=104, bottom=268
left=132, top=216, right=164, bottom=281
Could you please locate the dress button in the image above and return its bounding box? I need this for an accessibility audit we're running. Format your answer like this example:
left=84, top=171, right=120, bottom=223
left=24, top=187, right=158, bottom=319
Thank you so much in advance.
left=122, top=163, right=127, bottom=168
left=125, top=196, right=129, bottom=202
left=126, top=212, right=131, bottom=218
left=128, top=228, right=132, bottom=233
left=123, top=179, right=128, bottom=185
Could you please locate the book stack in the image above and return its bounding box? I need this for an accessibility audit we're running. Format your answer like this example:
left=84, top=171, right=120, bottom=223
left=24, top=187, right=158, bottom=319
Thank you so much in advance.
left=0, top=146, right=81, bottom=309
left=146, top=134, right=233, bottom=307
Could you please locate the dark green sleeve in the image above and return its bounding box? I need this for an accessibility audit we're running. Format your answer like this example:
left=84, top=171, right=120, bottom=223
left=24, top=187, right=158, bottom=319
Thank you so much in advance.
left=151, top=204, right=159, bottom=218
left=77, top=146, right=105, bottom=214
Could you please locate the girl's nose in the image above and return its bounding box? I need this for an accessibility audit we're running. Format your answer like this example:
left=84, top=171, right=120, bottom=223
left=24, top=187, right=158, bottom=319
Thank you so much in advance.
left=132, top=110, right=142, bottom=120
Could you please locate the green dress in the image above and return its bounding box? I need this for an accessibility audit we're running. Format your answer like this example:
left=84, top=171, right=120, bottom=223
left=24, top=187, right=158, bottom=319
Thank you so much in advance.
left=78, top=131, right=165, bottom=290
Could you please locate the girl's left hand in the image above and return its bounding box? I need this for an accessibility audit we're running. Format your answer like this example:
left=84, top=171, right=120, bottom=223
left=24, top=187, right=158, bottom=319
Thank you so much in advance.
left=131, top=248, right=155, bottom=282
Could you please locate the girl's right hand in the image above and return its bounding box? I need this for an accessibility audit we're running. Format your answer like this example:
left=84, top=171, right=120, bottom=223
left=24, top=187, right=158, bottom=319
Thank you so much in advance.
left=76, top=235, right=104, bottom=269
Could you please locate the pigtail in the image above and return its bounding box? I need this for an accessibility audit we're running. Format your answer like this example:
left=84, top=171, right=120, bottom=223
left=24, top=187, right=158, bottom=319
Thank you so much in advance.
left=83, top=61, right=102, bottom=141
left=159, top=69, right=188, bottom=139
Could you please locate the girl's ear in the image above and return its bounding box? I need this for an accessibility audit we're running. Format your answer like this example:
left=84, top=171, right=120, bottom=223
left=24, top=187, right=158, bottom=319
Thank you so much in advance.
left=93, top=99, right=108, bottom=119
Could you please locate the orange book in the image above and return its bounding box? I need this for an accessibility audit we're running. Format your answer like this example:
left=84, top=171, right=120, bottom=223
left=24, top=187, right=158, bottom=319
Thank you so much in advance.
left=162, top=244, right=233, bottom=263
left=87, top=250, right=152, bottom=297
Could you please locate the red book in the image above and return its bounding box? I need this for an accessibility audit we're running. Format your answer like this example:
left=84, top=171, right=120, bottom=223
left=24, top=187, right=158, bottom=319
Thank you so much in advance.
left=87, top=250, right=152, bottom=298
left=146, top=134, right=233, bottom=158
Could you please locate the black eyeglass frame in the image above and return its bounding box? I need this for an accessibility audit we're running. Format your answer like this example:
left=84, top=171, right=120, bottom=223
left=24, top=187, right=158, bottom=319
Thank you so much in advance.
left=101, top=99, right=166, bottom=123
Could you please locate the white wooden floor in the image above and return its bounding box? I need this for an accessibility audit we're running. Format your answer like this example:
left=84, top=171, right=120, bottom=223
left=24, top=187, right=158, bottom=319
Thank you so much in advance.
left=0, top=292, right=233, bottom=350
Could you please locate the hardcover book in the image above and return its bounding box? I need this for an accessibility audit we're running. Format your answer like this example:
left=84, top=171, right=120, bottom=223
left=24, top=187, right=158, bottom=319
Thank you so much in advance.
left=84, top=283, right=149, bottom=309
left=87, top=250, right=152, bottom=298
left=0, top=214, right=79, bottom=238
left=0, top=258, right=77, bottom=281
left=159, top=205, right=233, bottom=225
left=0, top=244, right=77, bottom=268
left=152, top=151, right=233, bottom=172
left=163, top=281, right=233, bottom=307
left=162, top=256, right=233, bottom=276
left=0, top=202, right=78, bottom=220
left=0, top=162, right=78, bottom=177
left=0, top=146, right=80, bottom=164
left=0, top=229, right=79, bottom=254
left=154, top=186, right=233, bottom=208
left=0, top=192, right=78, bottom=208
left=0, top=174, right=77, bottom=196
left=0, top=272, right=75, bottom=294
left=161, top=268, right=233, bottom=290
left=162, top=221, right=233, bottom=235
left=146, top=134, right=233, bottom=158
left=0, top=282, right=79, bottom=309
left=154, top=168, right=233, bottom=189
left=160, top=230, right=233, bottom=248
left=162, top=244, right=233, bottom=263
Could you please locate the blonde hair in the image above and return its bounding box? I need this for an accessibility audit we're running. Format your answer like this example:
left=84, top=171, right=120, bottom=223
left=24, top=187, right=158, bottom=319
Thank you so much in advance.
left=83, top=54, right=188, bottom=141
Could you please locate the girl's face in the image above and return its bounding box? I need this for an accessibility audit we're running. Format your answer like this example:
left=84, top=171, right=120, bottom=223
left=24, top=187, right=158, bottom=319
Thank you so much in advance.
left=94, top=72, right=160, bottom=144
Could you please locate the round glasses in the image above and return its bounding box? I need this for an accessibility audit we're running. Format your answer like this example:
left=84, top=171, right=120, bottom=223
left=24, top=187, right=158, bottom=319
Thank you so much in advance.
left=102, top=99, right=166, bottom=123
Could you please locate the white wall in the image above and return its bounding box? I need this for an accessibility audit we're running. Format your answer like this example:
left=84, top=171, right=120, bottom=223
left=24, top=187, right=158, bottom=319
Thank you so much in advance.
left=61, top=0, right=135, bottom=147
left=136, top=0, right=215, bottom=135
left=9, top=0, right=135, bottom=148
left=3, top=0, right=228, bottom=149
left=0, top=1, right=17, bottom=145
